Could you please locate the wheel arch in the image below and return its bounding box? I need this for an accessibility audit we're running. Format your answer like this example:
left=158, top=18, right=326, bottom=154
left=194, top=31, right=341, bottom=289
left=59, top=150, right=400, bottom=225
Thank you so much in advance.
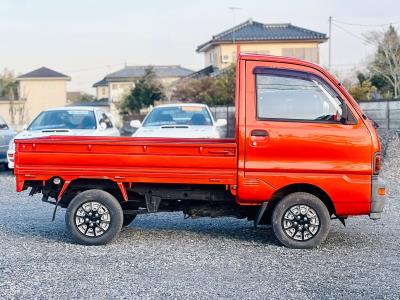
left=268, top=183, right=336, bottom=216
left=59, top=178, right=126, bottom=208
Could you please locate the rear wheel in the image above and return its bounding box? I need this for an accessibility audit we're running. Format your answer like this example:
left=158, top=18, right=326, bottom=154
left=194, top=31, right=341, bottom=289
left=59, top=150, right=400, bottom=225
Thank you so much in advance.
left=65, top=189, right=123, bottom=245
left=271, top=192, right=330, bottom=249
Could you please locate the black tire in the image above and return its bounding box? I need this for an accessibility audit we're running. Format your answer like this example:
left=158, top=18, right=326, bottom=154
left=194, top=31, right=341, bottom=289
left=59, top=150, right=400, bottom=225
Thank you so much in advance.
left=65, top=189, right=123, bottom=246
left=122, top=214, right=137, bottom=227
left=271, top=192, right=330, bottom=249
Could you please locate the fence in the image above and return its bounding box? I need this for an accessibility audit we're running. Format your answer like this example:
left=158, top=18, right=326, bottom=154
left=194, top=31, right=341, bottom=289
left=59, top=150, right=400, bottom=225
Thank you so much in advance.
left=358, top=100, right=400, bottom=130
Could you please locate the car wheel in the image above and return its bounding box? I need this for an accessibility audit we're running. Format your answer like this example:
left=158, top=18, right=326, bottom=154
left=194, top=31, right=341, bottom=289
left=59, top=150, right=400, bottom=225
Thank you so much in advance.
left=65, top=189, right=123, bottom=246
left=271, top=192, right=330, bottom=249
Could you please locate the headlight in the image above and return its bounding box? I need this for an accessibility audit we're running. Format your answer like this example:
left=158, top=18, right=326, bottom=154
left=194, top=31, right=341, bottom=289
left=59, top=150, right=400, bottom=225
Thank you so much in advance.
left=8, top=140, right=15, bottom=151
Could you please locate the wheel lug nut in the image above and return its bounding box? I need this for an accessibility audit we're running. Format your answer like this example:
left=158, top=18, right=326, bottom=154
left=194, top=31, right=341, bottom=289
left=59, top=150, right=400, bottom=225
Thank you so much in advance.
left=95, top=214, right=99, bottom=217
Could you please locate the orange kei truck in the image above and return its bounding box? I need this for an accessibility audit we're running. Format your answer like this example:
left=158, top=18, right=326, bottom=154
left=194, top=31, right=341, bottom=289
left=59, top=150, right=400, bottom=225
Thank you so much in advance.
left=14, top=54, right=386, bottom=249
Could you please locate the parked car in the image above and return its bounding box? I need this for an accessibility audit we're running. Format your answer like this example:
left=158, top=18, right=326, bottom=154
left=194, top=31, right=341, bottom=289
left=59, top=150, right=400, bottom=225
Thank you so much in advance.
left=0, top=115, right=15, bottom=169
left=14, top=54, right=385, bottom=249
left=7, top=106, right=119, bottom=168
left=131, top=103, right=227, bottom=138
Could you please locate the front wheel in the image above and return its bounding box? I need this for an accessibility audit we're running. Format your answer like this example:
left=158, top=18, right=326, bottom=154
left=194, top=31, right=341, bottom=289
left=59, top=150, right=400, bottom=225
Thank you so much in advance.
left=65, top=190, right=123, bottom=245
left=271, top=192, right=330, bottom=249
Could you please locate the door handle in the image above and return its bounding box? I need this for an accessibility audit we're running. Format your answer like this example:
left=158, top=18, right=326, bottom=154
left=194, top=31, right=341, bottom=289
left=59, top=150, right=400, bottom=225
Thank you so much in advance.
left=250, top=129, right=269, bottom=147
left=251, top=130, right=269, bottom=137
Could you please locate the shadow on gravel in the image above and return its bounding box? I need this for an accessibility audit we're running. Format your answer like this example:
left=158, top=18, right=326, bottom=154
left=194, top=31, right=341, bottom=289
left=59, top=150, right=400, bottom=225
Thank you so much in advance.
left=1, top=209, right=280, bottom=246
left=121, top=221, right=279, bottom=246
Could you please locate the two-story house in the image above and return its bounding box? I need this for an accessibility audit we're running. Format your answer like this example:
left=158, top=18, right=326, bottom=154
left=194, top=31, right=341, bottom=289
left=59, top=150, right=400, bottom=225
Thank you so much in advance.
left=0, top=67, right=70, bottom=128
left=196, top=19, right=327, bottom=69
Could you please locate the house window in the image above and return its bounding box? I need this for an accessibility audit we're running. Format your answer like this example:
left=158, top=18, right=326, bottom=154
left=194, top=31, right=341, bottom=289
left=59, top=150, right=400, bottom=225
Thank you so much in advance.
left=112, top=84, right=118, bottom=90
left=282, top=48, right=318, bottom=63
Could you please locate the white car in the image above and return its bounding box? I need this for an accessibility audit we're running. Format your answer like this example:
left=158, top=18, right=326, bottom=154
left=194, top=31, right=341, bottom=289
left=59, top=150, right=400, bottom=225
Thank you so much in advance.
left=131, top=104, right=227, bottom=138
left=7, top=106, right=120, bottom=169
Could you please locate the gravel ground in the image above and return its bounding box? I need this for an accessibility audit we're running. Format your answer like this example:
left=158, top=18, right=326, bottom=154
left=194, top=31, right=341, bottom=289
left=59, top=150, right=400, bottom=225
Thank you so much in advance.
left=0, top=136, right=399, bottom=299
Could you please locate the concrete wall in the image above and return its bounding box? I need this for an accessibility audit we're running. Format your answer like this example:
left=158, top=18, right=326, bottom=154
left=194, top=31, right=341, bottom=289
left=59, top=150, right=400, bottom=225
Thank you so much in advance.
left=204, top=41, right=321, bottom=69
left=358, top=100, right=400, bottom=130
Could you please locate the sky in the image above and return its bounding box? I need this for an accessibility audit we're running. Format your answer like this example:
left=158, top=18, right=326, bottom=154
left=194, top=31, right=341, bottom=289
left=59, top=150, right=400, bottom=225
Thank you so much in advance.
left=1, top=0, right=400, bottom=93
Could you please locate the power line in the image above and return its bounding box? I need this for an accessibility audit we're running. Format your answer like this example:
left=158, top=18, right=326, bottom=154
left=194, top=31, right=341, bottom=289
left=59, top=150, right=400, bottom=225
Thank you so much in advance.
left=332, top=18, right=400, bottom=27
left=332, top=22, right=371, bottom=44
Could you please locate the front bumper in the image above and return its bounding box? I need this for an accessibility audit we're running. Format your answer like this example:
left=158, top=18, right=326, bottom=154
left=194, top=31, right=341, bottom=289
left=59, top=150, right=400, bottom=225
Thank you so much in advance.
left=370, top=176, right=386, bottom=220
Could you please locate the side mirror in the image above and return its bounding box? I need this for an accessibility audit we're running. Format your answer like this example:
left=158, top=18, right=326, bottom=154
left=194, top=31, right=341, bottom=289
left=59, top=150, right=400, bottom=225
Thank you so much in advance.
left=216, top=119, right=227, bottom=127
left=22, top=124, right=28, bottom=130
left=99, top=122, right=107, bottom=130
left=130, top=120, right=142, bottom=128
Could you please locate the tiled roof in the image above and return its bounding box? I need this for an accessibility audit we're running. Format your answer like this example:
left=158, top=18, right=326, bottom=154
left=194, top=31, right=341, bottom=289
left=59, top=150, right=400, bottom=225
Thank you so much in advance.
left=197, top=19, right=327, bottom=52
left=17, top=67, right=70, bottom=79
left=105, top=65, right=194, bottom=81
left=93, top=78, right=108, bottom=87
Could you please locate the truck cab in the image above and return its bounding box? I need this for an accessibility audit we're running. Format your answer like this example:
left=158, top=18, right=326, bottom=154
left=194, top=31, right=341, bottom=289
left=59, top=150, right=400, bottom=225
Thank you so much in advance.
left=14, top=54, right=386, bottom=249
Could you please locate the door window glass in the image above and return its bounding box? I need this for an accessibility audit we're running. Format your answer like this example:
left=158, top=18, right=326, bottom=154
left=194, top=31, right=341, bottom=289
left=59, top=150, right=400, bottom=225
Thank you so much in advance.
left=256, top=73, right=343, bottom=122
left=96, top=111, right=114, bottom=129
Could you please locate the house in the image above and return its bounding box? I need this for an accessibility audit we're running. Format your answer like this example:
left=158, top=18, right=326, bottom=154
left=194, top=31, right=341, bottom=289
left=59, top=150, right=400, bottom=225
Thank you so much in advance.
left=93, top=65, right=194, bottom=102
left=196, top=19, right=327, bottom=69
left=93, top=65, right=193, bottom=125
left=0, top=67, right=70, bottom=128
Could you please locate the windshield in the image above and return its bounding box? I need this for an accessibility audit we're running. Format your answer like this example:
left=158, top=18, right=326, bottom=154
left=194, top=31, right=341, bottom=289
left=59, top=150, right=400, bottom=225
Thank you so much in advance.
left=143, top=106, right=213, bottom=127
left=28, top=110, right=97, bottom=130
left=0, top=116, right=8, bottom=130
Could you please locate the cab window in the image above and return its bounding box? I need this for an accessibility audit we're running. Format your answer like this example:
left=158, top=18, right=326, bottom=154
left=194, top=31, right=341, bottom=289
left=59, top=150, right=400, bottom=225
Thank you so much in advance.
left=256, top=71, right=345, bottom=122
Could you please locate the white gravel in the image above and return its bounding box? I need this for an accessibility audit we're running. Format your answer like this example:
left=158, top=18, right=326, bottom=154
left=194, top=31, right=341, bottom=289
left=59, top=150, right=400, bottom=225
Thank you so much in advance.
left=0, top=135, right=399, bottom=299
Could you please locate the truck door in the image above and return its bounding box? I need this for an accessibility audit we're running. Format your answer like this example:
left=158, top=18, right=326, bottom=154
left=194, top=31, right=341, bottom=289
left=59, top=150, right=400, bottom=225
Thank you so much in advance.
left=237, top=59, right=372, bottom=204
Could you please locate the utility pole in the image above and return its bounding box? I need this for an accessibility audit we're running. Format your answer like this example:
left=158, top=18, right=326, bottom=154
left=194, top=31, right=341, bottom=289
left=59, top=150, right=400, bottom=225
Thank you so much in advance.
left=329, top=16, right=332, bottom=71
left=229, top=6, right=242, bottom=44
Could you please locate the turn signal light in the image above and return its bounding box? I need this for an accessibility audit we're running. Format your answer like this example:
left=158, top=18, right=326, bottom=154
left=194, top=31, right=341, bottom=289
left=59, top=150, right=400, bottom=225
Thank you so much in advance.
left=373, top=153, right=381, bottom=175
left=378, top=187, right=386, bottom=196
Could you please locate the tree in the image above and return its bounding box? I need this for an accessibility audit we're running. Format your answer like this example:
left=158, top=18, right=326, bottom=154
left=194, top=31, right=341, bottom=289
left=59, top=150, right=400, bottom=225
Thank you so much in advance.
left=365, top=25, right=400, bottom=98
left=172, top=64, right=236, bottom=106
left=79, top=93, right=96, bottom=102
left=348, top=80, right=377, bottom=100
left=119, top=67, right=165, bottom=114
left=0, top=69, right=19, bottom=125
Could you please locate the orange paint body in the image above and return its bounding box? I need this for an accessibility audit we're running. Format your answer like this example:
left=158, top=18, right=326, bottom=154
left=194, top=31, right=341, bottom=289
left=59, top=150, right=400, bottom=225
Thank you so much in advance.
left=14, top=54, right=380, bottom=217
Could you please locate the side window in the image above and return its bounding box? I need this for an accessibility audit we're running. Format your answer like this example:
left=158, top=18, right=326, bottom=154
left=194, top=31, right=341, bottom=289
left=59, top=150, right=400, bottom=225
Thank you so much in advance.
left=256, top=73, right=345, bottom=122
left=96, top=111, right=113, bottom=129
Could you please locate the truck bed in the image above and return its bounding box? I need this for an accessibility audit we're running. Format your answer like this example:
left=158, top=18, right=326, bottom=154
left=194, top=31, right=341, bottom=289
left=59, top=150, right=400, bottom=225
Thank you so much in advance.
left=15, top=136, right=237, bottom=192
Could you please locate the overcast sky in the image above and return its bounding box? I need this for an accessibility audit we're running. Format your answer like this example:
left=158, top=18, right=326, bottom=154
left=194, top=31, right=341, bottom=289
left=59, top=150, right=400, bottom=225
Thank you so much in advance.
left=1, top=0, right=399, bottom=93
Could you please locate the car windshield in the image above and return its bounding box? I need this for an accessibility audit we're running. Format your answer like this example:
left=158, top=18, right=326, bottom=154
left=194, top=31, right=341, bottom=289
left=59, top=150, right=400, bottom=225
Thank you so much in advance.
left=0, top=116, right=8, bottom=130
left=143, top=106, right=213, bottom=127
left=28, top=110, right=97, bottom=130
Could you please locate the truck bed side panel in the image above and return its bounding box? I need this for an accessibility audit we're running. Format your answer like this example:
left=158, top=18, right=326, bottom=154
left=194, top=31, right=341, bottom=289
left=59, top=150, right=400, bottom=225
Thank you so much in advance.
left=15, top=137, right=237, bottom=188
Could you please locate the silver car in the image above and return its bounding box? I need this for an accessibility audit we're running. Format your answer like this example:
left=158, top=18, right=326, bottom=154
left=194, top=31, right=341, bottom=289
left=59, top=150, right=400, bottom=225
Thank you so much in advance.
left=0, top=116, right=15, bottom=169
left=7, top=106, right=120, bottom=169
